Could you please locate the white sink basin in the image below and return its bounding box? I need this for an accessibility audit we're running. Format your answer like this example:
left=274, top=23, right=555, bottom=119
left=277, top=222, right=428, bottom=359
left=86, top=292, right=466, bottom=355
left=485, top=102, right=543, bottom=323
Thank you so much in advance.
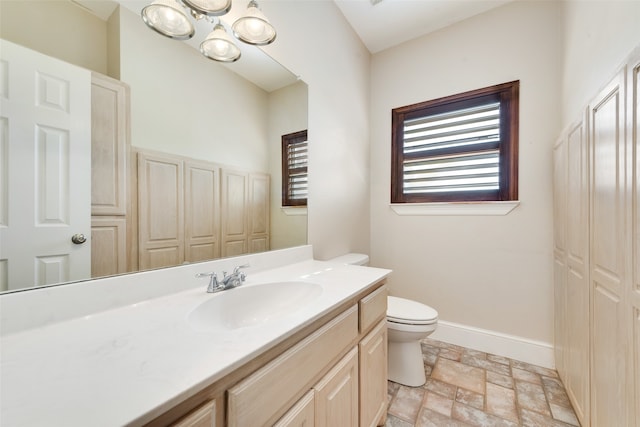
left=187, top=281, right=323, bottom=332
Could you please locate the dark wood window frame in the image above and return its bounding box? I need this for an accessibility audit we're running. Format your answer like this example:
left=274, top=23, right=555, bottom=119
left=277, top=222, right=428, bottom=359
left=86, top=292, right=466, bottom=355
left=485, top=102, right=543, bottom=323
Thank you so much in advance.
left=282, top=130, right=308, bottom=207
left=391, top=81, right=519, bottom=203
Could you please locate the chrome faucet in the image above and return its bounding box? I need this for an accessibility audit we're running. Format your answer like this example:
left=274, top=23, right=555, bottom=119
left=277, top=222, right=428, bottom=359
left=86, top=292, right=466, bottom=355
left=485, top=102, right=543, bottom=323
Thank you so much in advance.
left=196, top=264, right=249, bottom=293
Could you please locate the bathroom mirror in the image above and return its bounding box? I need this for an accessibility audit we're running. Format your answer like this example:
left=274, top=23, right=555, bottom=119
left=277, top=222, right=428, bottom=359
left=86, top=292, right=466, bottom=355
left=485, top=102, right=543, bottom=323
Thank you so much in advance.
left=0, top=0, right=308, bottom=293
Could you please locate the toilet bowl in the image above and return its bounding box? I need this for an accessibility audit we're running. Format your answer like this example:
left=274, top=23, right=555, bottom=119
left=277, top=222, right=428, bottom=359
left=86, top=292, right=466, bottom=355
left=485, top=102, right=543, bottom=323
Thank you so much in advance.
left=327, top=253, right=439, bottom=387
left=387, top=296, right=438, bottom=387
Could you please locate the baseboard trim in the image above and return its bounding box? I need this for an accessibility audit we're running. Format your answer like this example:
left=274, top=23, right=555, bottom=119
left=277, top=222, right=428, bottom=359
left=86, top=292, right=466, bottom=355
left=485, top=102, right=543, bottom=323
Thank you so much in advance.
left=429, top=320, right=555, bottom=370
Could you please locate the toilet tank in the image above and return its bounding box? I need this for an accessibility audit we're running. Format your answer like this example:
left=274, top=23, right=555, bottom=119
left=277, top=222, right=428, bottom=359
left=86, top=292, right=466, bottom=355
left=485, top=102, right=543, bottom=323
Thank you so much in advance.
left=327, top=253, right=369, bottom=266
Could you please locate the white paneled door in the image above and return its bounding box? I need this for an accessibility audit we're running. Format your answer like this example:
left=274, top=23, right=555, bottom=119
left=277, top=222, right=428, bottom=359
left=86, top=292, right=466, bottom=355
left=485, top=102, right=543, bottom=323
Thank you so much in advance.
left=0, top=40, right=91, bottom=291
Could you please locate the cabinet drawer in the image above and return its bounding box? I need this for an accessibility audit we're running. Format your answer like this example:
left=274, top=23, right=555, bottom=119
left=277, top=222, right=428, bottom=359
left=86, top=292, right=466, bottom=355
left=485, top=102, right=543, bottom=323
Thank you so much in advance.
left=228, top=305, right=358, bottom=427
left=359, top=285, right=387, bottom=333
left=171, top=399, right=216, bottom=427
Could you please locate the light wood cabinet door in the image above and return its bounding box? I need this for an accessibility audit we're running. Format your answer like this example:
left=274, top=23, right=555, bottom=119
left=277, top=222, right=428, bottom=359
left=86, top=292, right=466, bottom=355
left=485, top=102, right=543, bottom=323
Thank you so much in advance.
left=359, top=320, right=388, bottom=427
left=184, top=161, right=220, bottom=263
left=91, top=217, right=126, bottom=278
left=248, top=173, right=270, bottom=253
left=221, top=169, right=248, bottom=257
left=589, top=69, right=629, bottom=427
left=314, top=347, right=359, bottom=427
left=274, top=390, right=315, bottom=427
left=137, top=151, right=184, bottom=270
left=91, top=73, right=128, bottom=216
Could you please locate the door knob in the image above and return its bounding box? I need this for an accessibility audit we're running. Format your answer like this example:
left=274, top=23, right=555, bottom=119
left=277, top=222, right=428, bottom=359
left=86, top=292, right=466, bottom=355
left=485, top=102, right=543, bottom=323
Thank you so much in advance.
left=71, top=233, right=87, bottom=244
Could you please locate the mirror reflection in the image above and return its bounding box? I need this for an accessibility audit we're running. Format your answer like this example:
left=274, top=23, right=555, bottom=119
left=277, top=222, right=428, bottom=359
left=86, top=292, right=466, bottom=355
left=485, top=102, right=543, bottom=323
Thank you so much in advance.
left=0, top=0, right=308, bottom=293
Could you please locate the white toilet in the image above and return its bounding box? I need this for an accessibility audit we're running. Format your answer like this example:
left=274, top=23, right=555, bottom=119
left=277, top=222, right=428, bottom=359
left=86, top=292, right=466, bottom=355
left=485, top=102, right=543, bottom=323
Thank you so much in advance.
left=328, top=253, right=439, bottom=387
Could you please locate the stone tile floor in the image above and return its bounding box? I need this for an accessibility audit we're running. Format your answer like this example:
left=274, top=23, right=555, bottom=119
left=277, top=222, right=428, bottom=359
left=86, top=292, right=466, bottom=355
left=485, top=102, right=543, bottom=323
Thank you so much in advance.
left=386, top=338, right=581, bottom=427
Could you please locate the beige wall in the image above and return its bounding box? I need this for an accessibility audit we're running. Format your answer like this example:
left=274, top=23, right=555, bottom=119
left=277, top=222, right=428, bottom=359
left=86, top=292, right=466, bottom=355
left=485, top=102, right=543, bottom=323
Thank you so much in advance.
left=369, top=1, right=563, bottom=343
left=0, top=0, right=108, bottom=74
left=559, top=0, right=640, bottom=129
left=268, top=81, right=308, bottom=250
left=261, top=1, right=372, bottom=260
left=118, top=7, right=270, bottom=172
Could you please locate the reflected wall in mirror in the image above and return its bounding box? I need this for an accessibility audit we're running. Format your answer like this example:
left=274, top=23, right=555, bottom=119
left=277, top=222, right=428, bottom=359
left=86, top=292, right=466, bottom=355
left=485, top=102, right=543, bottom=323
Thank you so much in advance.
left=0, top=0, right=308, bottom=293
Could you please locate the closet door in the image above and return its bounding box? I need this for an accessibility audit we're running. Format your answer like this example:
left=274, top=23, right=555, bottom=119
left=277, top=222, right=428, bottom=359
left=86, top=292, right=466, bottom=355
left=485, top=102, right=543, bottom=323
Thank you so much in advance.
left=552, top=138, right=568, bottom=379
left=137, top=151, right=184, bottom=270
left=589, top=69, right=629, bottom=427
left=564, top=117, right=590, bottom=426
left=628, top=48, right=640, bottom=427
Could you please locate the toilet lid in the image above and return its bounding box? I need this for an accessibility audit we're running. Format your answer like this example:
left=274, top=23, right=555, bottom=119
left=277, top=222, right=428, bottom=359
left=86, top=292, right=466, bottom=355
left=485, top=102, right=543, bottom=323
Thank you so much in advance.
left=387, top=296, right=438, bottom=325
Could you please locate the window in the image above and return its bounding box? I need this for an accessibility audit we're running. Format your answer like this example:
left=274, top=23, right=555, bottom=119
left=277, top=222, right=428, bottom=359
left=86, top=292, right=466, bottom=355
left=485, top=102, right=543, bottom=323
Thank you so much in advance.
left=282, top=130, right=308, bottom=206
left=391, top=81, right=519, bottom=203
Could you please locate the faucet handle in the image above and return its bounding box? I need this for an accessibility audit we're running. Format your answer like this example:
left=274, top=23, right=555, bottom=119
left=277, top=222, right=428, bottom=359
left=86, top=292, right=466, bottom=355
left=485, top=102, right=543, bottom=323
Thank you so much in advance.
left=196, top=272, right=220, bottom=293
left=233, top=264, right=250, bottom=273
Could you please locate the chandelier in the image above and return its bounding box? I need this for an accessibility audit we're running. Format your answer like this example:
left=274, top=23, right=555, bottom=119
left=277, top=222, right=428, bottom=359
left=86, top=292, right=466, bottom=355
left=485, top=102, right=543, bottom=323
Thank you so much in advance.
left=141, top=0, right=276, bottom=63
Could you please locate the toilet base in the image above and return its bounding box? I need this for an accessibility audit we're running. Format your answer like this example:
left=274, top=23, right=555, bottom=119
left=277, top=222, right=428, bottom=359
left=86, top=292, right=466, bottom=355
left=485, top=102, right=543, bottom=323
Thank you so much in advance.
left=388, top=340, right=426, bottom=387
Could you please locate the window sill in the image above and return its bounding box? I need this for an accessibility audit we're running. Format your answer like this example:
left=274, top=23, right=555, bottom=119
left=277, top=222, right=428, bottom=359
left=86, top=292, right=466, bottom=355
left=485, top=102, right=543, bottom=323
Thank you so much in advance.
left=281, top=206, right=308, bottom=216
left=390, top=201, right=520, bottom=216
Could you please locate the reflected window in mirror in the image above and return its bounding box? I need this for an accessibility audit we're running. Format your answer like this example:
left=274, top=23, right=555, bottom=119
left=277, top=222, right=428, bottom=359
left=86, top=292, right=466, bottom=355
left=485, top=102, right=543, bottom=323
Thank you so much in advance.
left=282, top=130, right=308, bottom=207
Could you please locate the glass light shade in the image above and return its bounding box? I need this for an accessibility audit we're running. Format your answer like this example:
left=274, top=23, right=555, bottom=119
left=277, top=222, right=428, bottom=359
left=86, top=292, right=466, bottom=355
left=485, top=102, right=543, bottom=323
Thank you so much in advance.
left=200, top=24, right=241, bottom=62
left=182, top=0, right=231, bottom=16
left=232, top=0, right=276, bottom=46
left=141, top=0, right=195, bottom=40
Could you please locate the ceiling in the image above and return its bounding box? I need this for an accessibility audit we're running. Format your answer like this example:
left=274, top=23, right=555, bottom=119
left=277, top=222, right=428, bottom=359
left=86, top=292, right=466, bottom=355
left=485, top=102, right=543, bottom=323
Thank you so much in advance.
left=333, top=0, right=515, bottom=53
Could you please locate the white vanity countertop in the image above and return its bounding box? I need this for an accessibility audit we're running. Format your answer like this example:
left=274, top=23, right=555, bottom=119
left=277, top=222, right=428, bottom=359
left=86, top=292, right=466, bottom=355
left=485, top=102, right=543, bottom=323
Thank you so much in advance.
left=0, top=259, right=390, bottom=427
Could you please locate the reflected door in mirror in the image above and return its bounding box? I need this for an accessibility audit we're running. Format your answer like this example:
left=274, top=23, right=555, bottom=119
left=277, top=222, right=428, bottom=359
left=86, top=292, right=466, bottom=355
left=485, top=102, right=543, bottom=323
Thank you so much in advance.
left=0, top=40, right=91, bottom=291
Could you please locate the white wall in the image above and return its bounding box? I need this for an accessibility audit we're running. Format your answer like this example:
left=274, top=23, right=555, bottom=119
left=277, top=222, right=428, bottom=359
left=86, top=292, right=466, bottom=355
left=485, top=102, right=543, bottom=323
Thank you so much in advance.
left=559, top=0, right=640, bottom=129
left=370, top=1, right=562, bottom=344
left=268, top=81, right=309, bottom=250
left=260, top=1, right=372, bottom=260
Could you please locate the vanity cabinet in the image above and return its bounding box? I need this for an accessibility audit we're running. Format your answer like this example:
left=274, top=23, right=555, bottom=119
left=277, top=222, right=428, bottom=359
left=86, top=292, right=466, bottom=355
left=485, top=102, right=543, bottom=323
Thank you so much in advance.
left=149, top=281, right=388, bottom=427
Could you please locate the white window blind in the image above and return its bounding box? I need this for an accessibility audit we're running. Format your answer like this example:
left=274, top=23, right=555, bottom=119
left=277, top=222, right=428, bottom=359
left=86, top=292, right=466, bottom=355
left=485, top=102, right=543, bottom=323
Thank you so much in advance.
left=282, top=130, right=308, bottom=206
left=402, top=102, right=501, bottom=194
left=286, top=139, right=308, bottom=201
